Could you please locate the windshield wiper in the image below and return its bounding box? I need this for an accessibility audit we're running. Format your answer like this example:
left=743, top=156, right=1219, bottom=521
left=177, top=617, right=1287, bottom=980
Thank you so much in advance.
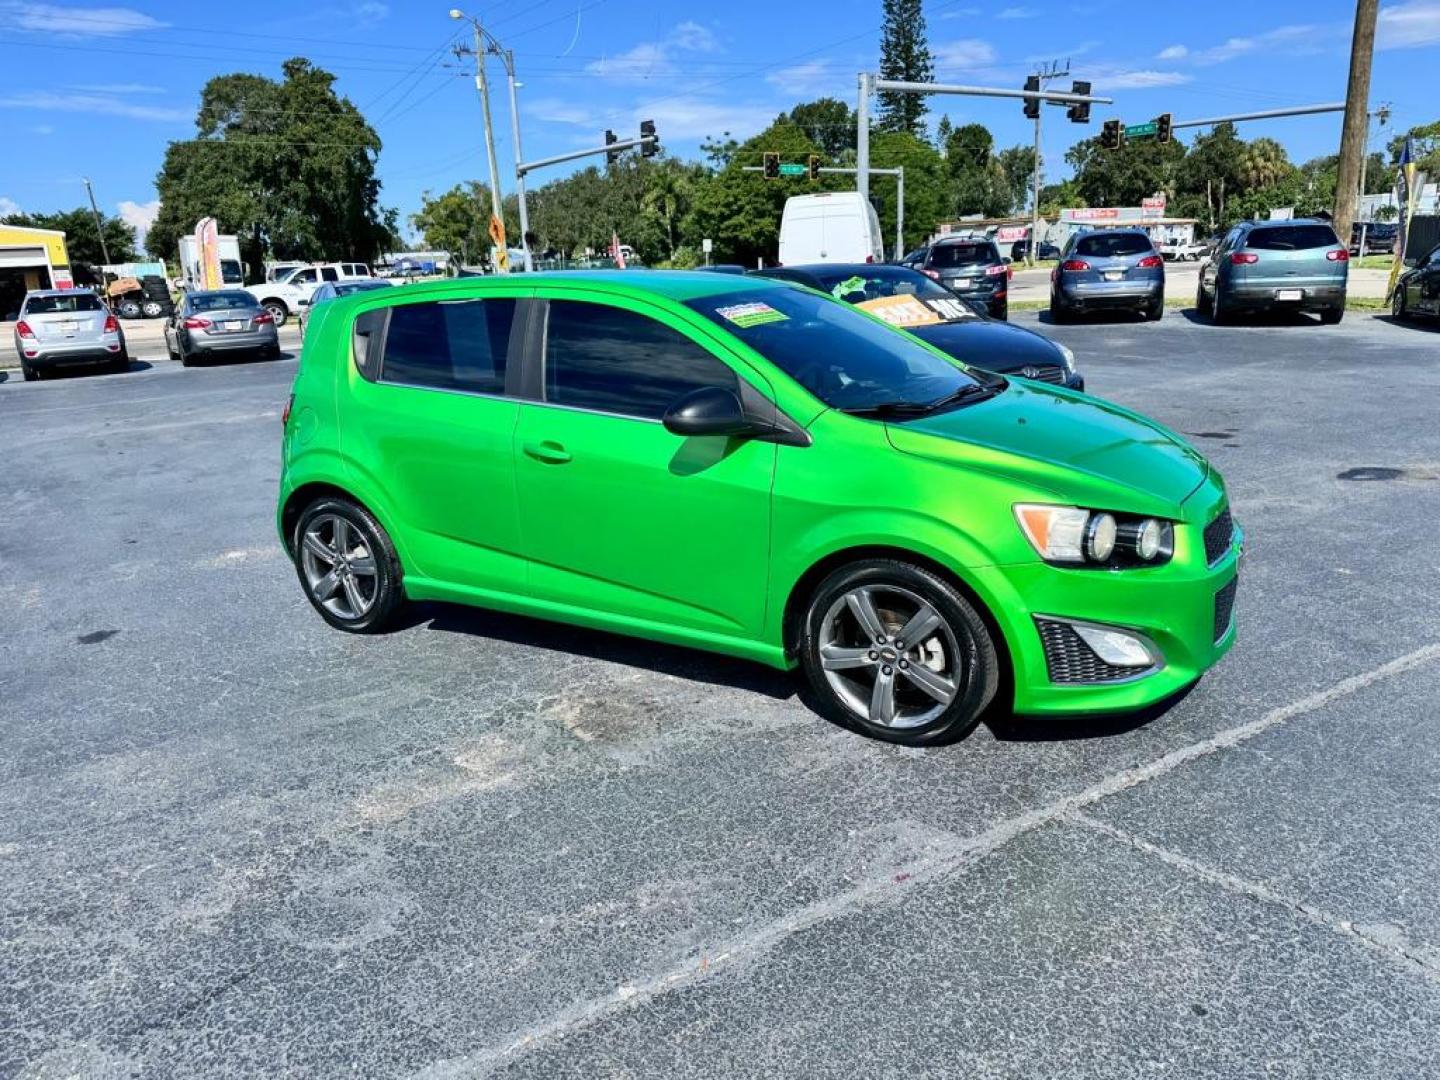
left=843, top=380, right=1003, bottom=419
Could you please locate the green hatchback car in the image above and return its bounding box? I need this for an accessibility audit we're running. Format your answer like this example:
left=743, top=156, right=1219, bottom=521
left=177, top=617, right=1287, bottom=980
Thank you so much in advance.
left=278, top=272, right=1240, bottom=745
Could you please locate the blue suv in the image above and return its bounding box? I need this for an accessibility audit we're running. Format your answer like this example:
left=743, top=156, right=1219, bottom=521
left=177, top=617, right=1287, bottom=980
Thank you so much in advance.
left=1050, top=229, right=1165, bottom=322
left=1198, top=219, right=1348, bottom=324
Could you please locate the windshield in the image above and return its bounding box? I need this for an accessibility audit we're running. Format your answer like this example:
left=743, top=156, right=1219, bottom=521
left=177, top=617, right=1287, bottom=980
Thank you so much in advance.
left=929, top=242, right=995, bottom=267
left=1246, top=224, right=1339, bottom=251
left=189, top=291, right=257, bottom=312
left=809, top=266, right=953, bottom=303
left=26, top=293, right=103, bottom=314
left=685, top=287, right=981, bottom=413
left=1074, top=232, right=1152, bottom=258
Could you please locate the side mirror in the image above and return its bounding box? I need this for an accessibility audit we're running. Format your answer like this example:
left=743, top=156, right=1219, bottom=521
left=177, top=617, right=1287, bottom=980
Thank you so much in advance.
left=663, top=386, right=754, bottom=438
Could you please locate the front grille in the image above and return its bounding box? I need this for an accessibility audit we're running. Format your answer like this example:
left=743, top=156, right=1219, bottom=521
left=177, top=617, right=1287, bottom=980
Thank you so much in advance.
left=1035, top=618, right=1145, bottom=684
left=1203, top=507, right=1234, bottom=565
left=1013, top=364, right=1065, bottom=385
left=1213, top=578, right=1238, bottom=642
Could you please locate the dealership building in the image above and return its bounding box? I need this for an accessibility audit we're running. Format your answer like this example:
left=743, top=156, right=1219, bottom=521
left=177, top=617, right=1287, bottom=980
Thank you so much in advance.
left=0, top=223, right=73, bottom=319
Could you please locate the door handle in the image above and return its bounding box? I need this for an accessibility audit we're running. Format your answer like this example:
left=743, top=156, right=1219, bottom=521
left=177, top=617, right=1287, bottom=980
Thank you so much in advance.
left=523, top=440, right=572, bottom=465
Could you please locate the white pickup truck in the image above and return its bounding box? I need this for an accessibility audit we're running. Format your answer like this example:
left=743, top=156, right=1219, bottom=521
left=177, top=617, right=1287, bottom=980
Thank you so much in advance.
left=1159, top=238, right=1207, bottom=262
left=245, top=262, right=372, bottom=327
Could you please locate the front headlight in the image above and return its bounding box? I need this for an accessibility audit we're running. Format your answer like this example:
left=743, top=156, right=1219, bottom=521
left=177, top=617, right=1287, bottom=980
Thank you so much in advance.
left=1014, top=504, right=1173, bottom=567
left=1055, top=342, right=1076, bottom=372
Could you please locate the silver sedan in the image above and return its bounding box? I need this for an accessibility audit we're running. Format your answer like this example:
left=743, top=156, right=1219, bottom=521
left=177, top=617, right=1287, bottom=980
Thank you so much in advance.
left=164, top=290, right=280, bottom=366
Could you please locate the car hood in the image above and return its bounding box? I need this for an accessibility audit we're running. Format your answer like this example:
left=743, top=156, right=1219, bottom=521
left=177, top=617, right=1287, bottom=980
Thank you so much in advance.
left=909, top=320, right=1063, bottom=370
left=885, top=381, right=1210, bottom=517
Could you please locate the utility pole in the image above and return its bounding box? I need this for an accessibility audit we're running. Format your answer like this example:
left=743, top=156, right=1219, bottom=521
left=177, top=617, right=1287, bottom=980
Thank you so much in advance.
left=82, top=177, right=111, bottom=267
left=451, top=9, right=507, bottom=272
left=1332, top=0, right=1378, bottom=247
left=856, top=73, right=872, bottom=205
left=1027, top=61, right=1067, bottom=269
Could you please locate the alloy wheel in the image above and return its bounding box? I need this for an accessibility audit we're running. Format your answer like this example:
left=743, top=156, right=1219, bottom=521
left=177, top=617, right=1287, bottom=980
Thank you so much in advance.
left=1392, top=289, right=1406, bottom=320
left=817, top=584, right=961, bottom=729
left=300, top=513, right=378, bottom=620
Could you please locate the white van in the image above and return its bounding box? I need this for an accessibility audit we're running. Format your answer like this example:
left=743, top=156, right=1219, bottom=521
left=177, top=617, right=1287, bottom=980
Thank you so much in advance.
left=778, top=192, right=884, bottom=266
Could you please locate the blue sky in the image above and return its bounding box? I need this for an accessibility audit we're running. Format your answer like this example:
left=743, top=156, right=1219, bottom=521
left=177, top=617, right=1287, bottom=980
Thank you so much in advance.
left=1, top=0, right=1437, bottom=248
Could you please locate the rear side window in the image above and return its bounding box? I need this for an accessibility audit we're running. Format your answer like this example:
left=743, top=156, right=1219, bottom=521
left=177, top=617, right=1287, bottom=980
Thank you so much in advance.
left=928, top=243, right=995, bottom=267
left=380, top=298, right=515, bottom=393
left=544, top=300, right=736, bottom=420
left=25, top=293, right=104, bottom=313
left=1245, top=225, right=1340, bottom=251
left=190, top=291, right=257, bottom=312
left=1074, top=233, right=1153, bottom=258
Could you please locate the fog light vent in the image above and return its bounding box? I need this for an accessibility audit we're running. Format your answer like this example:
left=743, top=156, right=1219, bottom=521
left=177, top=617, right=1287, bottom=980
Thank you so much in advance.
left=1035, top=618, right=1159, bottom=684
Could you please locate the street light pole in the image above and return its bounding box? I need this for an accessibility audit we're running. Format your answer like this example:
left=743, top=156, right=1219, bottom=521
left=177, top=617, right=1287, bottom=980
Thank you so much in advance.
left=503, top=50, right=534, bottom=272
left=82, top=177, right=112, bottom=267
left=451, top=8, right=507, bottom=272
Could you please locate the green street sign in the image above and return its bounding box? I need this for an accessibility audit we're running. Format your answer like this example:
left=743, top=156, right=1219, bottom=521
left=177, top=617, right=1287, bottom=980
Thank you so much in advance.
left=778, top=163, right=807, bottom=176
left=1125, top=121, right=1158, bottom=139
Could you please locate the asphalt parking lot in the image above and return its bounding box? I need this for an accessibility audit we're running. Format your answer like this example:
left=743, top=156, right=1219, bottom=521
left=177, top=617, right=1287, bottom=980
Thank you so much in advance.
left=3, top=310, right=1440, bottom=1078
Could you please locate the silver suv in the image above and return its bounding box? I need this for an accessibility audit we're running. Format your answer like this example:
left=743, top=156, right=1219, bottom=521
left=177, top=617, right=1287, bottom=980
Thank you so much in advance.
left=13, top=289, right=128, bottom=381
left=1050, top=229, right=1165, bottom=322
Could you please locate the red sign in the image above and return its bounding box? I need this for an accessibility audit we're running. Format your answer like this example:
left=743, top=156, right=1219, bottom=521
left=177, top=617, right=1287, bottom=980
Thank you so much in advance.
left=1141, top=196, right=1167, bottom=216
left=1065, top=208, right=1120, bottom=222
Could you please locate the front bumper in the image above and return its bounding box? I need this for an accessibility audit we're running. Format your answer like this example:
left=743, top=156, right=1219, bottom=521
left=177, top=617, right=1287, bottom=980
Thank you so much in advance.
left=971, top=494, right=1241, bottom=715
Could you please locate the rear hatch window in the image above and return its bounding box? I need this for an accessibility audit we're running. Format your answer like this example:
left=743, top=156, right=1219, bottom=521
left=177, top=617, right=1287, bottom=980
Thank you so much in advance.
left=929, top=243, right=995, bottom=267
left=1074, top=233, right=1152, bottom=258
left=26, top=293, right=104, bottom=314
left=1245, top=225, right=1339, bottom=251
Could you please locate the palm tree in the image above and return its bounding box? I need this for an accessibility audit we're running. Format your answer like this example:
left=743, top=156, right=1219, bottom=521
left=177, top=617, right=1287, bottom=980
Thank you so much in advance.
left=1238, top=138, right=1292, bottom=191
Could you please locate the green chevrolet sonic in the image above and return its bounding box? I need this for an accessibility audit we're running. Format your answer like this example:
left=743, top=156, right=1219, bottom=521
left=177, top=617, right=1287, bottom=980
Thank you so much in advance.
left=278, top=271, right=1240, bottom=745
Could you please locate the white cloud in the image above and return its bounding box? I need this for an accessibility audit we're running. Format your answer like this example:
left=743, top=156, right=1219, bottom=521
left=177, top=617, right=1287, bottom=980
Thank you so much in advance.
left=766, top=60, right=836, bottom=96
left=997, top=6, right=1037, bottom=18
left=1156, top=44, right=1188, bottom=60
left=630, top=98, right=778, bottom=141
left=526, top=98, right=597, bottom=126
left=934, top=38, right=997, bottom=70
left=0, top=90, right=189, bottom=122
left=1194, top=24, right=1320, bottom=64
left=74, top=82, right=164, bottom=94
left=1378, top=1, right=1440, bottom=47
left=1091, top=68, right=1193, bottom=90
left=1, top=2, right=166, bottom=36
left=0, top=196, right=21, bottom=217
left=586, top=21, right=723, bottom=84
left=355, top=0, right=387, bottom=24
left=117, top=198, right=160, bottom=248
left=940, top=7, right=982, bottom=17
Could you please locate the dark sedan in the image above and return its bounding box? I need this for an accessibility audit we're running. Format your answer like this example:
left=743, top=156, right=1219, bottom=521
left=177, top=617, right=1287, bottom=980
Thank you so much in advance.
left=1391, top=242, right=1440, bottom=324
left=164, top=290, right=280, bottom=366
left=753, top=263, right=1083, bottom=390
left=901, top=237, right=1011, bottom=319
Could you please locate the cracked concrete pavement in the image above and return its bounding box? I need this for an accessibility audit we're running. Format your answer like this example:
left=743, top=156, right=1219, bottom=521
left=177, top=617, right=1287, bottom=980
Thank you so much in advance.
left=2, top=309, right=1439, bottom=1077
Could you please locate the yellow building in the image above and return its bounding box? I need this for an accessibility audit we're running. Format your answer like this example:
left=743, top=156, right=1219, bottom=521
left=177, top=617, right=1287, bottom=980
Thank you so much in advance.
left=0, top=223, right=72, bottom=319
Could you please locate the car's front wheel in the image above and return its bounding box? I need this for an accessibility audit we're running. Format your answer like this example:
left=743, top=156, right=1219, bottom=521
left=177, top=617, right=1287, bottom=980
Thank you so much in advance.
left=293, top=497, right=404, bottom=633
left=798, top=559, right=999, bottom=746
left=1392, top=287, right=1409, bottom=321
left=264, top=301, right=289, bottom=327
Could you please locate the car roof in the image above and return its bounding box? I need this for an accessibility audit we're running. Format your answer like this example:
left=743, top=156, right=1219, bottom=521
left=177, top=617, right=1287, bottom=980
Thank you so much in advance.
left=25, top=288, right=97, bottom=297
left=933, top=235, right=995, bottom=245
left=364, top=270, right=786, bottom=304
left=1240, top=217, right=1328, bottom=228
left=777, top=262, right=917, bottom=276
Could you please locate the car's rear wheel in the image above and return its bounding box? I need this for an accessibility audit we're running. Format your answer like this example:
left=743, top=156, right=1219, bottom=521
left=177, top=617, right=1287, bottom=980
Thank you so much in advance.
left=294, top=497, right=404, bottom=633
left=21, top=360, right=38, bottom=381
left=117, top=299, right=141, bottom=320
left=1144, top=298, right=1164, bottom=321
left=1049, top=297, right=1070, bottom=324
left=140, top=300, right=165, bottom=318
left=1211, top=289, right=1232, bottom=325
left=1320, top=306, right=1344, bottom=325
left=798, top=559, right=999, bottom=746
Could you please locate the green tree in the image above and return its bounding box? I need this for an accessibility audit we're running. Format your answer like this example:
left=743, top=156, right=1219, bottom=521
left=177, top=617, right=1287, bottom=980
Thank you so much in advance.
left=1387, top=120, right=1440, bottom=174
left=149, top=58, right=395, bottom=270
left=690, top=119, right=845, bottom=266
left=944, top=123, right=1008, bottom=217
left=1038, top=179, right=1081, bottom=217
left=1067, top=133, right=1184, bottom=210
left=411, top=183, right=497, bottom=262
left=785, top=98, right=857, bottom=161
left=869, top=129, right=947, bottom=256
left=1, top=207, right=136, bottom=267
left=877, top=0, right=932, bottom=137
left=934, top=115, right=953, bottom=152
left=996, top=145, right=1037, bottom=215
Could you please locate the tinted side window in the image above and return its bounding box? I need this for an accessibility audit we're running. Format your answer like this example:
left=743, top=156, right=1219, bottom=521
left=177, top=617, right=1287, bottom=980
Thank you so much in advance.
left=293, top=269, right=318, bottom=284
left=380, top=298, right=515, bottom=393
left=321, top=267, right=339, bottom=282
left=545, top=300, right=736, bottom=420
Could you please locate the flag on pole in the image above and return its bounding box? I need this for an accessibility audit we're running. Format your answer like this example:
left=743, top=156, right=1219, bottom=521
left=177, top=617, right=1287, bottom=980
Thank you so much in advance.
left=612, top=231, right=626, bottom=270
left=1389, top=137, right=1418, bottom=298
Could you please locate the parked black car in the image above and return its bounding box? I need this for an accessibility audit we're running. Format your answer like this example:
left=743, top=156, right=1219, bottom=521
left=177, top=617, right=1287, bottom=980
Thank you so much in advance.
left=900, top=237, right=1011, bottom=319
left=1391, top=242, right=1440, bottom=323
left=752, top=263, right=1083, bottom=390
left=1351, top=221, right=1398, bottom=255
left=1010, top=238, right=1061, bottom=262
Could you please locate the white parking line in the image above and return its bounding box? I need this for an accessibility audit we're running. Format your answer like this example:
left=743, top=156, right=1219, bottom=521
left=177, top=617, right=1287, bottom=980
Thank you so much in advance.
left=410, top=642, right=1440, bottom=1078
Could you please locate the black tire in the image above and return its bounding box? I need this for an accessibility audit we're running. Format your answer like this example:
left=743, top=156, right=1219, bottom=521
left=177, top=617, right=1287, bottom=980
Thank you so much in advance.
left=110, top=352, right=130, bottom=374
left=165, top=333, right=180, bottom=363
left=1320, top=306, right=1344, bottom=325
left=293, top=497, right=404, bottom=633
left=1196, top=280, right=1213, bottom=318
left=263, top=301, right=289, bottom=327
left=140, top=300, right=165, bottom=318
left=1211, top=289, right=1231, bottom=325
left=797, top=558, right=999, bottom=746
left=1049, top=297, right=1070, bottom=324
left=117, top=299, right=141, bottom=320
left=1391, top=288, right=1408, bottom=321
left=1144, top=298, right=1164, bottom=321
left=21, top=360, right=38, bottom=381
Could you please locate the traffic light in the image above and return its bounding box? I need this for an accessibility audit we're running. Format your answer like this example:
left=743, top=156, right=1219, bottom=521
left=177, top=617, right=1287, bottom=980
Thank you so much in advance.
left=1155, top=112, right=1172, bottom=143
left=807, top=154, right=821, bottom=181
left=1067, top=80, right=1091, bottom=124
left=1023, top=75, right=1040, bottom=120
left=640, top=118, right=658, bottom=157
left=1100, top=119, right=1122, bottom=151
left=605, top=129, right=620, bottom=166
left=763, top=151, right=780, bottom=179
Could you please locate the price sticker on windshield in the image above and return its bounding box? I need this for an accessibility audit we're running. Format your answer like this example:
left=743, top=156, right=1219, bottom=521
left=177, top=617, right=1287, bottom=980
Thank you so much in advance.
left=715, top=301, right=788, bottom=328
left=855, top=294, right=942, bottom=327
left=924, top=297, right=974, bottom=321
